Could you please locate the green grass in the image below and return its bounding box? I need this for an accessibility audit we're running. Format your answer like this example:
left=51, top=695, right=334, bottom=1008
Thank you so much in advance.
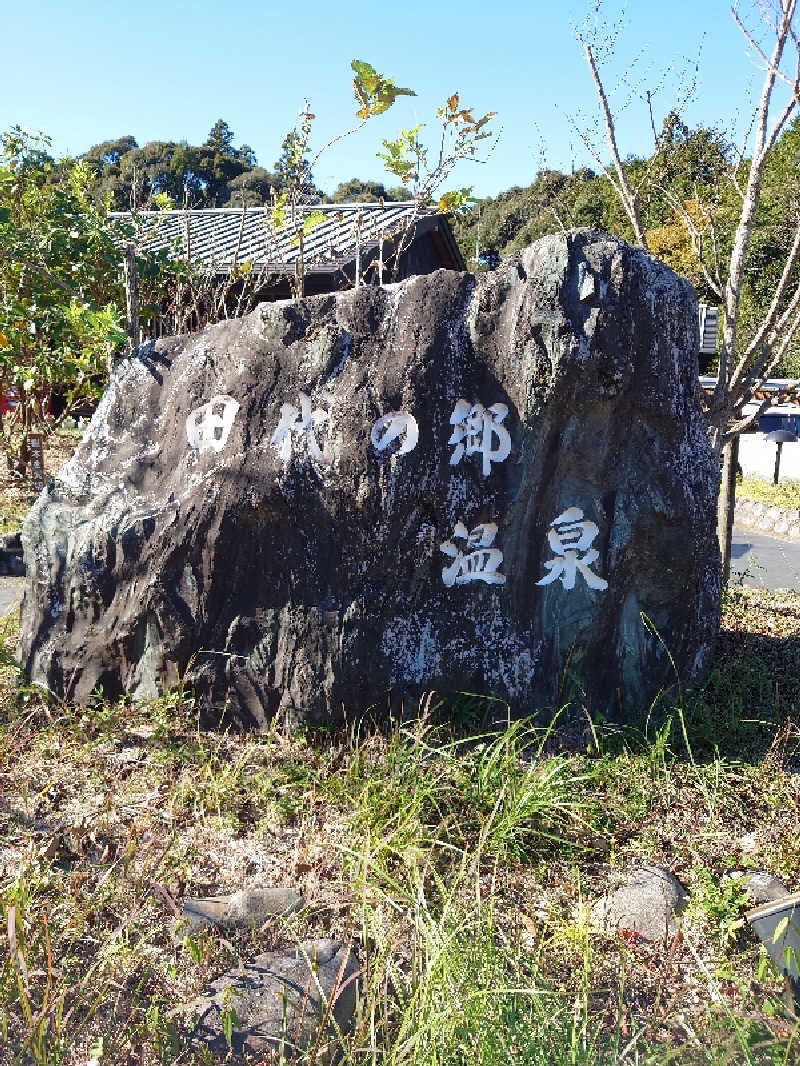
left=738, top=475, right=800, bottom=510
left=2, top=578, right=800, bottom=1063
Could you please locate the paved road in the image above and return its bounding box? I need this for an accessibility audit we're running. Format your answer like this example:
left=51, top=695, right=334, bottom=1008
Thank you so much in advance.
left=731, top=526, right=800, bottom=591
left=0, top=578, right=24, bottom=619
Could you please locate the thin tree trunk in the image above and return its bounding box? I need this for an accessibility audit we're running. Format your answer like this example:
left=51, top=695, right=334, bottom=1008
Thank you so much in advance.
left=124, top=244, right=139, bottom=350
left=717, top=435, right=740, bottom=585
left=355, top=212, right=362, bottom=289
left=296, top=229, right=305, bottom=299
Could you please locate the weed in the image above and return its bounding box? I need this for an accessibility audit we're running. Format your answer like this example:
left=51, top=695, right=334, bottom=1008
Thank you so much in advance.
left=688, top=866, right=750, bottom=950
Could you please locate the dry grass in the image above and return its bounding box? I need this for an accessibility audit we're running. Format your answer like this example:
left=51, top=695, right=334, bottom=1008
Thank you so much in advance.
left=0, top=435, right=799, bottom=1064
left=1, top=596, right=799, bottom=1064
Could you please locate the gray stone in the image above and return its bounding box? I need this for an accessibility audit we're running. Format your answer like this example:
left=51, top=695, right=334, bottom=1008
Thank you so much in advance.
left=17, top=230, right=720, bottom=727
left=190, top=939, right=357, bottom=1060
left=723, top=869, right=790, bottom=905
left=176, top=886, right=305, bottom=939
left=0, top=531, right=21, bottom=553
left=592, top=865, right=688, bottom=942
left=0, top=542, right=25, bottom=577
left=0, top=531, right=25, bottom=578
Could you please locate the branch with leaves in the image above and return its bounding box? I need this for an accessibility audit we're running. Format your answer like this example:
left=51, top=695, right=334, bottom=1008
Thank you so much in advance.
left=378, top=93, right=497, bottom=278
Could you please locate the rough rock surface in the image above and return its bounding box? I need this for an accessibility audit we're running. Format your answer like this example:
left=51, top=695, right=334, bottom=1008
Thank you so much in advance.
left=735, top=498, right=800, bottom=541
left=592, top=865, right=688, bottom=942
left=723, top=869, right=790, bottom=905
left=0, top=531, right=25, bottom=576
left=190, top=939, right=357, bottom=1059
left=18, top=230, right=719, bottom=725
left=176, top=886, right=305, bottom=939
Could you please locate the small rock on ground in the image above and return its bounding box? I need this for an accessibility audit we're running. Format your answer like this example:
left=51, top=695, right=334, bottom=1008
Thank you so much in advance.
left=190, top=938, right=357, bottom=1060
left=723, top=869, right=790, bottom=905
left=175, top=886, right=304, bottom=941
left=592, top=865, right=688, bottom=942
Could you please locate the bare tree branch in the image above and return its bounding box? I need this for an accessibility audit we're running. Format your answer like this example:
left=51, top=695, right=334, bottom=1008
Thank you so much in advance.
left=714, top=0, right=797, bottom=414
left=0, top=247, right=81, bottom=298
left=741, top=219, right=800, bottom=363
left=579, top=39, right=649, bottom=248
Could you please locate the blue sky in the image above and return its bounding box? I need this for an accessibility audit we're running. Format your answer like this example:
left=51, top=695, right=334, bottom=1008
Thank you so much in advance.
left=0, top=0, right=771, bottom=198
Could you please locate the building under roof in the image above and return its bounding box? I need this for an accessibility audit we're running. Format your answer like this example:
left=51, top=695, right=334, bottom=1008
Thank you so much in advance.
left=112, top=203, right=465, bottom=302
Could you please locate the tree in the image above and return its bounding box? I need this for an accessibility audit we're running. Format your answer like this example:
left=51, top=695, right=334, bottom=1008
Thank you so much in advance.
left=328, top=177, right=412, bottom=202
left=223, top=166, right=278, bottom=207
left=203, top=119, right=236, bottom=157
left=117, top=140, right=206, bottom=207
left=576, top=0, right=800, bottom=581
left=0, top=128, right=130, bottom=471
left=449, top=166, right=623, bottom=268
left=273, top=126, right=320, bottom=199
left=330, top=178, right=389, bottom=202
left=268, top=62, right=417, bottom=296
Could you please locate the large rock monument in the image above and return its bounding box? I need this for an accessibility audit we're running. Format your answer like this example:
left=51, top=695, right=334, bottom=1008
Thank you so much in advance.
left=18, top=231, right=720, bottom=726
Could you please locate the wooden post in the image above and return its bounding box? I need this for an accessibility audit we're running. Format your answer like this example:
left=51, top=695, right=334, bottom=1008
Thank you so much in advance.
left=123, top=244, right=139, bottom=350
left=27, top=431, right=45, bottom=494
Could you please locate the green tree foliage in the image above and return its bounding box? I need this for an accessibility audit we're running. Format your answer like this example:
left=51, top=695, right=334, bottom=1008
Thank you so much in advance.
left=0, top=127, right=173, bottom=473
left=451, top=166, right=624, bottom=268
left=203, top=119, right=235, bottom=157
left=0, top=128, right=129, bottom=465
left=329, top=178, right=411, bottom=202
left=78, top=104, right=420, bottom=213
left=197, top=120, right=253, bottom=206
left=273, top=127, right=320, bottom=199
left=81, top=121, right=269, bottom=209
left=223, top=167, right=279, bottom=207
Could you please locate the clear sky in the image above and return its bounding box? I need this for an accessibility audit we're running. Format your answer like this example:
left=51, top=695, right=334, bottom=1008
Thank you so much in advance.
left=0, top=0, right=774, bottom=199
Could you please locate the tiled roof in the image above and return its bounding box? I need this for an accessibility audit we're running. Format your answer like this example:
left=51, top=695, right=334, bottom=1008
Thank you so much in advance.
left=110, top=203, right=451, bottom=273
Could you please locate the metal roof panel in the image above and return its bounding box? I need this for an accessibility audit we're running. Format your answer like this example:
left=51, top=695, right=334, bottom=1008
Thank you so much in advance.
left=109, top=204, right=445, bottom=273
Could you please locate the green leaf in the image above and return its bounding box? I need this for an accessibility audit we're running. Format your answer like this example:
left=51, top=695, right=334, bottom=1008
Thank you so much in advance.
left=302, top=210, right=326, bottom=234
left=438, top=188, right=474, bottom=214
left=0, top=206, right=10, bottom=225
left=351, top=60, right=379, bottom=88
left=352, top=59, right=416, bottom=120
left=773, top=915, right=790, bottom=942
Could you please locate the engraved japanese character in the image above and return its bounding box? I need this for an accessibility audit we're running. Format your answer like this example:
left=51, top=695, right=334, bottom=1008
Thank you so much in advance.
left=271, top=392, right=332, bottom=464
left=186, top=394, right=240, bottom=454
left=448, top=400, right=511, bottom=476
left=370, top=411, right=419, bottom=455
left=536, top=506, right=608, bottom=591
left=440, top=521, right=505, bottom=586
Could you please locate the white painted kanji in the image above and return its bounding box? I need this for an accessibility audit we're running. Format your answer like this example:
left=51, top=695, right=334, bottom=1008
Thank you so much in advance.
left=448, top=400, right=511, bottom=476
left=186, top=394, right=240, bottom=454
left=370, top=411, right=419, bottom=455
left=536, top=506, right=608, bottom=591
left=440, top=521, right=505, bottom=587
left=271, top=392, right=332, bottom=464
